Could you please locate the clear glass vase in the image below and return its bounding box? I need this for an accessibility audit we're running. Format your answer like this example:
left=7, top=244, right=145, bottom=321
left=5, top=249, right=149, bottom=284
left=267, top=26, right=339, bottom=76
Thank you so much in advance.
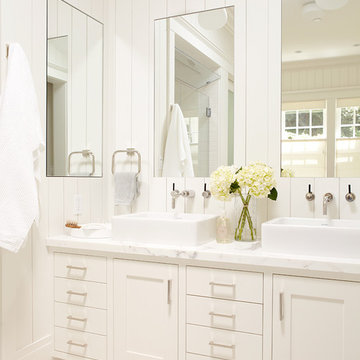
left=234, top=193, right=257, bottom=241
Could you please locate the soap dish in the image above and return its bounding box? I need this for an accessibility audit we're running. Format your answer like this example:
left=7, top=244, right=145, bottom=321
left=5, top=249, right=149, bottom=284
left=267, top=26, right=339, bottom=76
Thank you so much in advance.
left=65, top=223, right=112, bottom=239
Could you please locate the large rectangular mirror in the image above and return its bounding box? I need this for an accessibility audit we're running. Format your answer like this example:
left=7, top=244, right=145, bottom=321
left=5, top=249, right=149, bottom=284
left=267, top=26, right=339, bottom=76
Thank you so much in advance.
left=154, top=7, right=234, bottom=177
left=47, top=0, right=103, bottom=177
left=281, top=0, right=360, bottom=178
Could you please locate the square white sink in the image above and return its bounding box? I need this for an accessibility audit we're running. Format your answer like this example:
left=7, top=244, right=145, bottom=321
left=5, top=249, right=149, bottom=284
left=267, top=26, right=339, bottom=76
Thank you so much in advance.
left=112, top=212, right=218, bottom=246
left=262, top=217, right=360, bottom=259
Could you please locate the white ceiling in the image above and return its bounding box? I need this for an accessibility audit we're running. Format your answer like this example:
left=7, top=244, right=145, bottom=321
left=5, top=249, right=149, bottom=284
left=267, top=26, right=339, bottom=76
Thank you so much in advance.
left=282, top=0, right=360, bottom=62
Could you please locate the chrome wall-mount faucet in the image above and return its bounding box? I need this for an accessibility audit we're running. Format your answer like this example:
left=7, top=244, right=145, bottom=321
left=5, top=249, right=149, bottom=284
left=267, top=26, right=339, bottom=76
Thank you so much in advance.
left=170, top=183, right=181, bottom=209
left=323, top=193, right=333, bottom=215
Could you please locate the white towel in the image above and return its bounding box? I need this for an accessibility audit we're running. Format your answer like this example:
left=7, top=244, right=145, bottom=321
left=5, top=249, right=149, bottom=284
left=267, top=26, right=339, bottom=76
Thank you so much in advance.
left=0, top=43, right=44, bottom=253
left=162, top=104, right=194, bottom=177
left=114, top=172, right=139, bottom=206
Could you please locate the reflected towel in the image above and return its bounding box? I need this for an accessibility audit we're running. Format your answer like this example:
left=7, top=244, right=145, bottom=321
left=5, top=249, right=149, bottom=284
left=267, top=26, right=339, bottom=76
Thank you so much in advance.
left=114, top=172, right=139, bottom=206
left=162, top=104, right=194, bottom=177
left=0, top=43, right=44, bottom=253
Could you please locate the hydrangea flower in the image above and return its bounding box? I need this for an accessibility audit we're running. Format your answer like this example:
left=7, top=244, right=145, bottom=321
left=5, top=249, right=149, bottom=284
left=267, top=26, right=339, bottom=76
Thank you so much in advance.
left=235, top=161, right=277, bottom=199
left=209, top=165, right=237, bottom=201
left=281, top=168, right=295, bottom=177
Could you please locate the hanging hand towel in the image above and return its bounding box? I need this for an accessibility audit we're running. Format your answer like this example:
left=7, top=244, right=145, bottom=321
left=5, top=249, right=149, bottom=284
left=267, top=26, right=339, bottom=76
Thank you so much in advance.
left=0, top=43, right=44, bottom=253
left=114, top=172, right=139, bottom=206
left=162, top=104, right=194, bottom=177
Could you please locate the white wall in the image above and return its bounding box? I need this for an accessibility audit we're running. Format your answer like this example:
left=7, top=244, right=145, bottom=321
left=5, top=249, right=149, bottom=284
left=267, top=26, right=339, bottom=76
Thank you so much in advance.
left=0, top=0, right=105, bottom=359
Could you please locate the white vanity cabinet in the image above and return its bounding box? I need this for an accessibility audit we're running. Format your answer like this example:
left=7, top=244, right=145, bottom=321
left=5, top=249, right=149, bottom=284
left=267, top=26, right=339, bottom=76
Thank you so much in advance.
left=113, top=260, right=178, bottom=360
left=273, top=275, right=360, bottom=360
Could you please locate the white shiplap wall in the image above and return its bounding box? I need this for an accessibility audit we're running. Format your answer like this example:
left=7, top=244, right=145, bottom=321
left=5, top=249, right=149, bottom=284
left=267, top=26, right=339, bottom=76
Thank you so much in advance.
left=0, top=0, right=105, bottom=359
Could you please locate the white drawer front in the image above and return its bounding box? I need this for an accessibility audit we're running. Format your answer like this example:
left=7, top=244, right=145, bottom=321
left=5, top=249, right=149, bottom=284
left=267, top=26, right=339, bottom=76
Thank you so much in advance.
left=187, top=295, right=262, bottom=335
left=187, top=266, right=263, bottom=303
left=55, top=302, right=107, bottom=336
left=55, top=278, right=107, bottom=309
left=55, top=253, right=107, bottom=283
left=187, top=354, right=219, bottom=360
left=54, top=327, right=106, bottom=359
left=187, top=324, right=262, bottom=360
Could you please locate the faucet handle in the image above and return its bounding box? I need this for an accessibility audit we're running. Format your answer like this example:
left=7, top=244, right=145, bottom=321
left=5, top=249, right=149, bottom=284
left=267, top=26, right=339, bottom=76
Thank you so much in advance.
left=202, top=183, right=211, bottom=199
left=181, top=189, right=195, bottom=198
left=345, top=184, right=356, bottom=202
left=305, top=184, right=315, bottom=201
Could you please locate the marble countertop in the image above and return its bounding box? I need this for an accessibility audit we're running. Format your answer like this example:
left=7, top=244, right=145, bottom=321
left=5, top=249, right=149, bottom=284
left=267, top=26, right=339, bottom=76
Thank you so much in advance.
left=46, top=235, right=360, bottom=277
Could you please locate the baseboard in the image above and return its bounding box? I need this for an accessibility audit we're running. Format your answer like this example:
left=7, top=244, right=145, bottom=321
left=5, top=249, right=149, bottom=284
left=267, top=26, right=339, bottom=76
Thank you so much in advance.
left=16, top=335, right=51, bottom=360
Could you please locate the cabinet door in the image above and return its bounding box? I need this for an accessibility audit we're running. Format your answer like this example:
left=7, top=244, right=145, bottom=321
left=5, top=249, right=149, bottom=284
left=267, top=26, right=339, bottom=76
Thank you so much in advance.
left=273, top=275, right=360, bottom=360
left=114, top=260, right=178, bottom=360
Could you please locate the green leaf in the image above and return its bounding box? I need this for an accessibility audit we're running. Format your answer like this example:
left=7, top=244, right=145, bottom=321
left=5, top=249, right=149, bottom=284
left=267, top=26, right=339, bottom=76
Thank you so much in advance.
left=235, top=167, right=242, bottom=174
left=268, top=187, right=278, bottom=201
left=230, top=180, right=240, bottom=194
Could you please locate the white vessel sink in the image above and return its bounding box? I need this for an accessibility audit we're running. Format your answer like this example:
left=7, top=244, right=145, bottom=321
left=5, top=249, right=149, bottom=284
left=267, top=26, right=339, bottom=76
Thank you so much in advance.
left=112, top=212, right=218, bottom=246
left=262, top=217, right=360, bottom=259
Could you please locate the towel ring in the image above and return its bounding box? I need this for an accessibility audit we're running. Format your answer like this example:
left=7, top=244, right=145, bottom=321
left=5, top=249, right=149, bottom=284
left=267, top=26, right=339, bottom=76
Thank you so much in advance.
left=112, top=148, right=141, bottom=176
left=68, top=149, right=95, bottom=176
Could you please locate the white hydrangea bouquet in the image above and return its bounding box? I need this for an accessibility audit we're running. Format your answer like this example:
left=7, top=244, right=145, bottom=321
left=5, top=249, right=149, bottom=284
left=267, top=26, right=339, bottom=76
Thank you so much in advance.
left=210, top=162, right=278, bottom=241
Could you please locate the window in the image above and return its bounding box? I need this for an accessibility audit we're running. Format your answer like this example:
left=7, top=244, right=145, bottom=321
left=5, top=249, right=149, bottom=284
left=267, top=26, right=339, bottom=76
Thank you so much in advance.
left=338, top=106, right=360, bottom=138
left=283, top=109, right=325, bottom=140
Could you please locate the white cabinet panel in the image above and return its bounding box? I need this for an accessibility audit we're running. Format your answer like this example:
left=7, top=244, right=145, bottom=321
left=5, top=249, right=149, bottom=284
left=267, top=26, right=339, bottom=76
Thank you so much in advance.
left=55, top=302, right=107, bottom=335
left=187, top=324, right=262, bottom=360
left=273, top=275, right=360, bottom=360
left=54, top=326, right=106, bottom=359
left=54, top=278, right=107, bottom=309
left=187, top=266, right=263, bottom=303
left=54, top=252, right=107, bottom=283
left=114, top=260, right=178, bottom=360
left=187, top=295, right=262, bottom=334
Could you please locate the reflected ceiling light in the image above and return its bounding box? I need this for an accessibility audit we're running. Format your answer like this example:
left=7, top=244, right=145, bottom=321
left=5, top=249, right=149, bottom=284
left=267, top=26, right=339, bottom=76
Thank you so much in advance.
left=198, top=8, right=228, bottom=30
left=302, top=2, right=324, bottom=22
left=315, top=0, right=348, bottom=10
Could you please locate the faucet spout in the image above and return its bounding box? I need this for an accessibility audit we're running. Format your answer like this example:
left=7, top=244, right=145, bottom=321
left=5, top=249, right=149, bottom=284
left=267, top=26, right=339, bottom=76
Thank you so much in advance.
left=323, top=193, right=333, bottom=215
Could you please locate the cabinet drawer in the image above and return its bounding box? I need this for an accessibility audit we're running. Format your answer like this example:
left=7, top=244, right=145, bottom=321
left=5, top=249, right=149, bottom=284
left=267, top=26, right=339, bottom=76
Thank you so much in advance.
left=54, top=327, right=106, bottom=359
left=187, top=295, right=262, bottom=334
left=187, top=324, right=262, bottom=360
left=55, top=302, right=107, bottom=336
left=55, top=278, right=107, bottom=309
left=55, top=253, right=107, bottom=283
left=187, top=354, right=220, bottom=360
left=187, top=266, right=263, bottom=303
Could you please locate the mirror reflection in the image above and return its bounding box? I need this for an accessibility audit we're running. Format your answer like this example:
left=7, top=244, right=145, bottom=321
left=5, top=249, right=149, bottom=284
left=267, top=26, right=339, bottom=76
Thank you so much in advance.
left=281, top=0, right=360, bottom=178
left=154, top=7, right=234, bottom=177
left=46, top=0, right=103, bottom=177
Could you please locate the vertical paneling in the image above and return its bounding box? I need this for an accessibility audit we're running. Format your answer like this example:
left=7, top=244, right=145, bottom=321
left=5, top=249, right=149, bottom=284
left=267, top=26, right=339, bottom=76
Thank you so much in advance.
left=184, top=178, right=205, bottom=213
left=268, top=178, right=291, bottom=219
left=167, top=0, right=186, bottom=16
left=131, top=0, right=150, bottom=212
left=246, top=0, right=268, bottom=163
left=205, top=0, right=226, bottom=9
left=290, top=178, right=315, bottom=218
left=185, top=0, right=205, bottom=13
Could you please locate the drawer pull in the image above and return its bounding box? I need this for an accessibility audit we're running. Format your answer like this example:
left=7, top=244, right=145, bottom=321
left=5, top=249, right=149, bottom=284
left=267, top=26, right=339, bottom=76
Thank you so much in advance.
left=167, top=280, right=172, bottom=305
left=280, top=292, right=284, bottom=321
left=209, top=341, right=235, bottom=349
left=209, top=311, right=236, bottom=319
left=66, top=265, right=87, bottom=271
left=209, top=281, right=235, bottom=288
left=67, top=340, right=87, bottom=348
left=67, top=315, right=87, bottom=322
left=67, top=290, right=88, bottom=297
